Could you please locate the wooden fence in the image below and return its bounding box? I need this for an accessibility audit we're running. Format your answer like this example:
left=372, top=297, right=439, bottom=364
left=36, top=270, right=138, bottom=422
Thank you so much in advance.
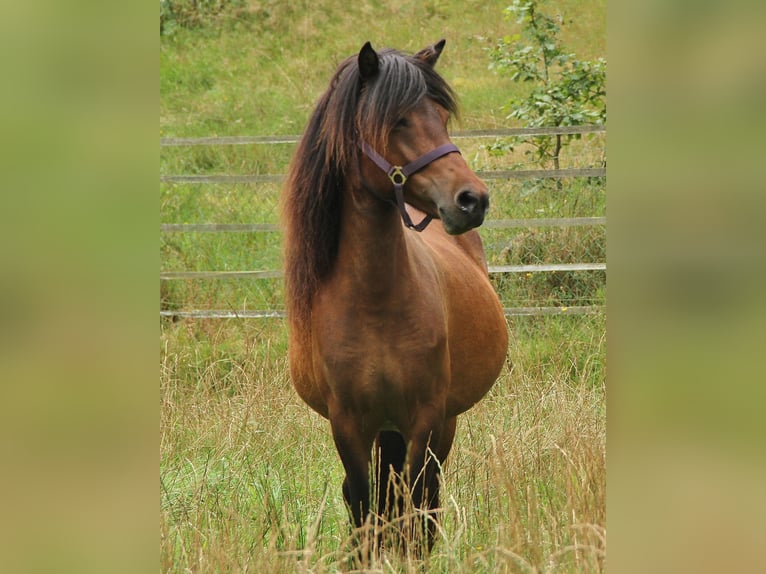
left=160, top=125, right=606, bottom=318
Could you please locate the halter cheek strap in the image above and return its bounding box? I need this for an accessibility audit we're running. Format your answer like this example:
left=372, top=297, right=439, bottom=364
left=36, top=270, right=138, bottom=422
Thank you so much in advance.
left=359, top=141, right=461, bottom=232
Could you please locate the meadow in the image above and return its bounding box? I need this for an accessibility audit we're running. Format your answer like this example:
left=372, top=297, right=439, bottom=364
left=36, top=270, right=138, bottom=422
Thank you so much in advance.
left=161, top=1, right=606, bottom=571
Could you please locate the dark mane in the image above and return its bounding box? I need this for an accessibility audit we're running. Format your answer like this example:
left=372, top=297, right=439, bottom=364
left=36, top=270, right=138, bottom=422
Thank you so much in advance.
left=281, top=46, right=458, bottom=329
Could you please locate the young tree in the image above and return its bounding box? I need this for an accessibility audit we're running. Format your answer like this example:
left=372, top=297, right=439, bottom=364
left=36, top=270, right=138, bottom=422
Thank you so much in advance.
left=489, top=0, right=606, bottom=171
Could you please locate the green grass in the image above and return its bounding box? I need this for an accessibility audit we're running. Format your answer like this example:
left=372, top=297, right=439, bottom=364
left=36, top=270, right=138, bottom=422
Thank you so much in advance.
left=161, top=1, right=605, bottom=571
left=160, top=0, right=605, bottom=138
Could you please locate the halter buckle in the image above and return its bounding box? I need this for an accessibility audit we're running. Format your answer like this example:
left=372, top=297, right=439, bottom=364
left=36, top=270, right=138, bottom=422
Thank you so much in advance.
left=388, top=167, right=407, bottom=186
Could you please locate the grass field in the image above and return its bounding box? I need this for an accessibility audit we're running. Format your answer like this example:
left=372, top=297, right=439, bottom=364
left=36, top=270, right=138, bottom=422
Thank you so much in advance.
left=161, top=1, right=605, bottom=571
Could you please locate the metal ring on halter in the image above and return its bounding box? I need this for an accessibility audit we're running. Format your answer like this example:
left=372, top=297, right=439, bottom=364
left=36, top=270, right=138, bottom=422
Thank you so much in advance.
left=388, top=167, right=407, bottom=186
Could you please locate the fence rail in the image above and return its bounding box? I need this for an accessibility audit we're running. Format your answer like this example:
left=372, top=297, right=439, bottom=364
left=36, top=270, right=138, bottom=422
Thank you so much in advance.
left=160, top=217, right=605, bottom=233
left=161, top=125, right=606, bottom=319
left=160, top=263, right=606, bottom=281
left=160, top=167, right=605, bottom=184
left=160, top=305, right=604, bottom=320
left=160, top=124, right=605, bottom=147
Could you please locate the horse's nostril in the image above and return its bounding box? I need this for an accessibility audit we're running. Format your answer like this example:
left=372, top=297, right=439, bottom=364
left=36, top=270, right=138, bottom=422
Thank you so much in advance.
left=456, top=190, right=486, bottom=214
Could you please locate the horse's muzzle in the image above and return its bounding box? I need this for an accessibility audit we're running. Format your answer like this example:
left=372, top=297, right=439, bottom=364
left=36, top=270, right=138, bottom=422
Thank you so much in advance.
left=440, top=189, right=489, bottom=234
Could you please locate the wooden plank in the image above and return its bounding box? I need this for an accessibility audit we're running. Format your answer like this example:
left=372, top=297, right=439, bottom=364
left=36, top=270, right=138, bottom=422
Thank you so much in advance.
left=160, top=264, right=605, bottom=280
left=159, top=217, right=605, bottom=233
left=159, top=306, right=604, bottom=319
left=489, top=263, right=606, bottom=273
left=483, top=217, right=605, bottom=229
left=160, top=223, right=280, bottom=232
left=160, top=270, right=283, bottom=280
left=160, top=125, right=606, bottom=147
left=160, top=168, right=605, bottom=184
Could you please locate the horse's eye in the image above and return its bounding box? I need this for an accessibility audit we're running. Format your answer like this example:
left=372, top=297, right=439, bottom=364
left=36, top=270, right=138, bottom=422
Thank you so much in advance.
left=395, top=117, right=409, bottom=129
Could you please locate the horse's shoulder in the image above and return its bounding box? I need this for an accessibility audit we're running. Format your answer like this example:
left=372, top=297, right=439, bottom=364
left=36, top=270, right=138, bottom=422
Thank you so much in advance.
left=453, top=230, right=490, bottom=273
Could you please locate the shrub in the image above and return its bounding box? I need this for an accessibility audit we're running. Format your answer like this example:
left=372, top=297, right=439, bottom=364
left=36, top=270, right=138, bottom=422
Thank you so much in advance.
left=488, top=0, right=606, bottom=170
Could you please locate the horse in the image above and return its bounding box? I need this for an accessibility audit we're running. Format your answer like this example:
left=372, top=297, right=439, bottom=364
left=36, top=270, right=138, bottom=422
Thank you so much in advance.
left=281, top=39, right=508, bottom=554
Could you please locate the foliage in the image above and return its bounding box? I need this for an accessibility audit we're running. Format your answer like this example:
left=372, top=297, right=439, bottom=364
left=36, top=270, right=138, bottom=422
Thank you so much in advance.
left=488, top=0, right=606, bottom=169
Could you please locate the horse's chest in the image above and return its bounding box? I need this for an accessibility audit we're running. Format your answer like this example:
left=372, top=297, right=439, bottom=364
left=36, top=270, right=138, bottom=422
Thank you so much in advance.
left=314, top=310, right=448, bottom=396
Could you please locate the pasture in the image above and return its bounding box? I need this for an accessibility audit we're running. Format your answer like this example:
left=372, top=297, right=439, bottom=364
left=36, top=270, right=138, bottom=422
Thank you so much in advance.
left=161, top=1, right=605, bottom=571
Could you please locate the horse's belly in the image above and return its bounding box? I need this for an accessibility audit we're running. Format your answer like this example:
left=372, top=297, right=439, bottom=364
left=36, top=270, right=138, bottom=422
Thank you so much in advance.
left=415, top=227, right=508, bottom=416
left=444, top=282, right=508, bottom=417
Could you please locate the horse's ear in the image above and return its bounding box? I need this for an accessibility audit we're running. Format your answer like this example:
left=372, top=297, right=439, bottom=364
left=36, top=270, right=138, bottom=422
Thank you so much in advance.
left=415, top=39, right=446, bottom=67
left=358, top=41, right=379, bottom=81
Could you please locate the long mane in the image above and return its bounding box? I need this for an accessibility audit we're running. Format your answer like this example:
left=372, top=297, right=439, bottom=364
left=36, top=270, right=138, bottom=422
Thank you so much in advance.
left=281, top=46, right=458, bottom=330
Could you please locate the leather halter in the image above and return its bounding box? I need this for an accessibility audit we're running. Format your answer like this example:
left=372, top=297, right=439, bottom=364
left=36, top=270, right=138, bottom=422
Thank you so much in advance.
left=359, top=141, right=461, bottom=232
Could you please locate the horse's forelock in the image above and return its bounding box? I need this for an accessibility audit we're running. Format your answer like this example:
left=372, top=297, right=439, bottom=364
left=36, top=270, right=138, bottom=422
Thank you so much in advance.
left=356, top=50, right=424, bottom=152
left=357, top=49, right=459, bottom=153
left=321, top=48, right=458, bottom=158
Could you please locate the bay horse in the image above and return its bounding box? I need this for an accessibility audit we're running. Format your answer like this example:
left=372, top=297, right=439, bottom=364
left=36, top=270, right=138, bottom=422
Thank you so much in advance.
left=282, top=39, right=508, bottom=553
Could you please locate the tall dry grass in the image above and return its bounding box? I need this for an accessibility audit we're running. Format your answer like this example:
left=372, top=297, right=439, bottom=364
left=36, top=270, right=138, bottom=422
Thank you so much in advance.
left=160, top=315, right=605, bottom=573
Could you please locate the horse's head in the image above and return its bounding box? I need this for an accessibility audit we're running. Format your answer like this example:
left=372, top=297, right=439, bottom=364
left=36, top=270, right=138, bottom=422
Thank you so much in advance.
left=355, top=40, right=490, bottom=235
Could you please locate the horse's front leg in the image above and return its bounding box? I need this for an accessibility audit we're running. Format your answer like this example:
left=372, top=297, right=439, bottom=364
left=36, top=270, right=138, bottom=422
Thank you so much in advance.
left=330, top=410, right=374, bottom=529
left=406, top=407, right=451, bottom=553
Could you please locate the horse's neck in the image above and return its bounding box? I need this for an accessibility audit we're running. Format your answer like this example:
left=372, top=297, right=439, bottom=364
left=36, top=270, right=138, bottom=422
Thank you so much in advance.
left=335, top=184, right=412, bottom=297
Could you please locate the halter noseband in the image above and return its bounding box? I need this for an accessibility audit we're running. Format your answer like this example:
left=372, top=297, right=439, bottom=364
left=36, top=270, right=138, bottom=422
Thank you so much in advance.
left=359, top=141, right=461, bottom=232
